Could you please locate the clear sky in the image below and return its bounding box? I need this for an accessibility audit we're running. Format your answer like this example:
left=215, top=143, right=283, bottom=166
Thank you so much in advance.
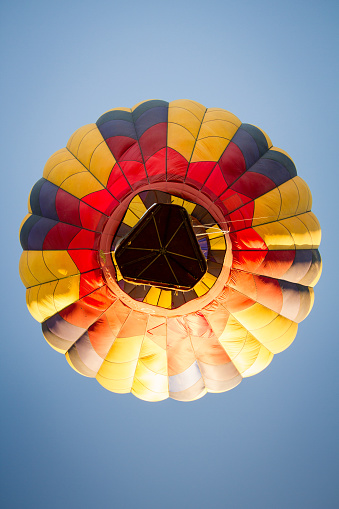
left=1, top=1, right=338, bottom=508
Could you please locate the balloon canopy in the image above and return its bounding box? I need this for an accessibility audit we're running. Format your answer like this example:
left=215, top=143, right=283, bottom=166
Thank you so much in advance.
left=19, top=99, right=322, bottom=401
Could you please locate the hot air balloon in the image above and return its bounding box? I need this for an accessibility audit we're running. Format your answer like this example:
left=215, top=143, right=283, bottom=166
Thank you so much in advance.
left=19, top=99, right=321, bottom=401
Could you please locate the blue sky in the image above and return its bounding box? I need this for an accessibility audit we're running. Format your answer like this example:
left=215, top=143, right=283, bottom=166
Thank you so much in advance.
left=1, top=1, right=338, bottom=507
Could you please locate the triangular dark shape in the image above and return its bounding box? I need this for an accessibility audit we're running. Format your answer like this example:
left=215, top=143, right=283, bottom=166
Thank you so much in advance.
left=115, top=203, right=207, bottom=290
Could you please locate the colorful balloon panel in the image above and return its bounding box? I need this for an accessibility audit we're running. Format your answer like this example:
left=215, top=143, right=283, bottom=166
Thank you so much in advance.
left=19, top=99, right=322, bottom=401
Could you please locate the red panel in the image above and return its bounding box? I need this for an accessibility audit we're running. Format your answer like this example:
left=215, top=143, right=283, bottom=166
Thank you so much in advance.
left=68, top=249, right=101, bottom=273
left=232, top=250, right=268, bottom=273
left=106, top=136, right=142, bottom=162
left=257, top=250, right=296, bottom=279
left=201, top=164, right=228, bottom=199
left=68, top=229, right=98, bottom=250
left=146, top=148, right=167, bottom=182
left=87, top=315, right=117, bottom=358
left=59, top=286, right=114, bottom=329
left=119, top=160, right=148, bottom=187
left=139, top=123, right=167, bottom=161
left=166, top=148, right=188, bottom=181
left=232, top=250, right=296, bottom=279
left=55, top=189, right=81, bottom=226
left=228, top=269, right=282, bottom=314
left=253, top=274, right=283, bottom=312
left=82, top=189, right=118, bottom=216
left=43, top=223, right=80, bottom=249
left=231, top=172, right=276, bottom=200
left=79, top=201, right=105, bottom=231
left=220, top=189, right=251, bottom=214
left=79, top=269, right=105, bottom=298
left=218, top=142, right=246, bottom=186
left=107, top=163, right=132, bottom=200
left=186, top=161, right=216, bottom=188
left=218, top=287, right=255, bottom=313
left=230, top=228, right=267, bottom=251
left=226, top=201, right=254, bottom=232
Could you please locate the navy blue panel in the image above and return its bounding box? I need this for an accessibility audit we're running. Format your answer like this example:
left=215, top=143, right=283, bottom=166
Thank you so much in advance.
left=249, top=159, right=292, bottom=186
left=240, top=124, right=269, bottom=156
left=40, top=181, right=59, bottom=221
left=96, top=109, right=132, bottom=126
left=135, top=106, right=168, bottom=138
left=132, top=100, right=169, bottom=121
left=293, top=249, right=313, bottom=269
left=44, top=314, right=86, bottom=340
left=231, top=128, right=260, bottom=169
left=98, top=119, right=137, bottom=140
left=262, top=150, right=297, bottom=178
left=20, top=215, right=41, bottom=250
left=27, top=217, right=57, bottom=250
left=30, top=178, right=45, bottom=216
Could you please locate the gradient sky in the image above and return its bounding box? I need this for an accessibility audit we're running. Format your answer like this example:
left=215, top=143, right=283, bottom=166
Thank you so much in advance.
left=1, top=1, right=338, bottom=508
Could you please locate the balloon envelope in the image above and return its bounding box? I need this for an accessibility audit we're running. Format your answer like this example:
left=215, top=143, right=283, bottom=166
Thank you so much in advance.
left=19, top=99, right=321, bottom=401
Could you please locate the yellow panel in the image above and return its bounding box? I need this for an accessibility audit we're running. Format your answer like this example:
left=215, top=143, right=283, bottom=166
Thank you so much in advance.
left=279, top=216, right=313, bottom=249
left=123, top=208, right=140, bottom=227
left=132, top=379, right=168, bottom=402
left=44, top=157, right=84, bottom=186
left=200, top=272, right=217, bottom=289
left=168, top=107, right=202, bottom=137
left=170, top=196, right=184, bottom=207
left=209, top=235, right=226, bottom=250
left=191, top=137, right=230, bottom=162
left=19, top=251, right=40, bottom=288
left=26, top=286, right=44, bottom=322
left=158, top=290, right=172, bottom=309
left=252, top=188, right=281, bottom=226
left=53, top=274, right=80, bottom=313
left=204, top=108, right=241, bottom=127
left=60, top=171, right=104, bottom=199
left=66, top=124, right=97, bottom=157
left=259, top=322, right=298, bottom=354
left=26, top=251, right=55, bottom=285
left=89, top=142, right=116, bottom=186
left=198, top=120, right=239, bottom=140
left=206, top=225, right=223, bottom=240
left=129, top=195, right=147, bottom=219
left=182, top=199, right=196, bottom=215
left=43, top=250, right=80, bottom=280
left=247, top=313, right=294, bottom=342
left=233, top=302, right=278, bottom=330
left=65, top=351, right=92, bottom=377
left=96, top=373, right=133, bottom=393
left=98, top=359, right=137, bottom=379
left=105, top=336, right=144, bottom=363
left=297, top=212, right=321, bottom=248
left=133, top=362, right=168, bottom=394
left=277, top=179, right=299, bottom=219
left=193, top=280, right=209, bottom=297
left=167, top=123, right=195, bottom=160
left=144, top=286, right=161, bottom=306
left=253, top=221, right=295, bottom=250
left=36, top=281, right=58, bottom=321
left=241, top=345, right=274, bottom=377
left=138, top=340, right=168, bottom=375
left=169, top=99, right=206, bottom=120
left=43, top=148, right=76, bottom=180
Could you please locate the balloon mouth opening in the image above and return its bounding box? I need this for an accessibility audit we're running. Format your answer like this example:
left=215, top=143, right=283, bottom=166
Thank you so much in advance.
left=114, top=203, right=208, bottom=291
